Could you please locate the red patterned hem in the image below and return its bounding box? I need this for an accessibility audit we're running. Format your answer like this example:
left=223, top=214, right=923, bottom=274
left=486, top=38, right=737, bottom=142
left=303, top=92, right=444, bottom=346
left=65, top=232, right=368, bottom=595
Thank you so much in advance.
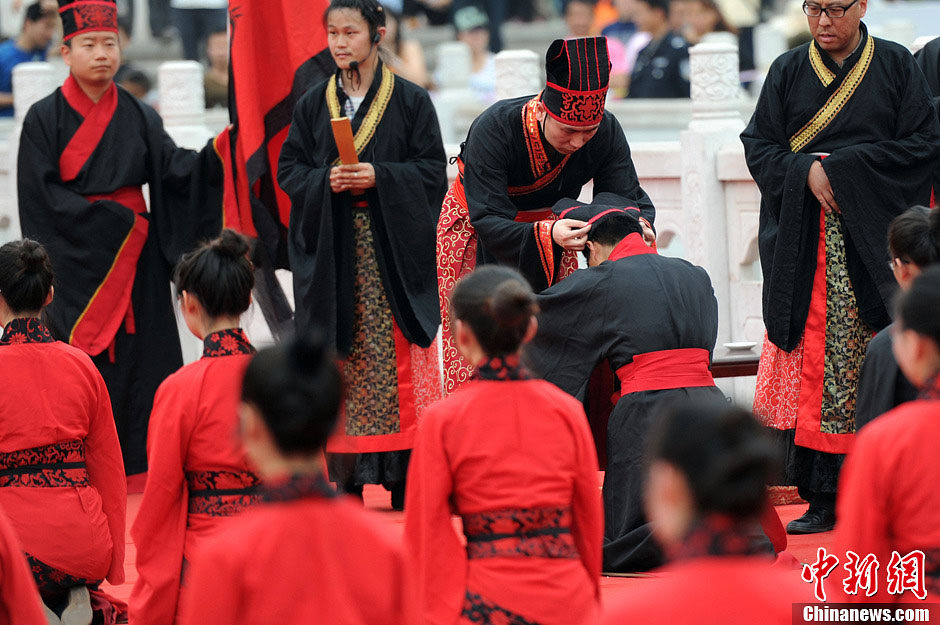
left=753, top=333, right=803, bottom=430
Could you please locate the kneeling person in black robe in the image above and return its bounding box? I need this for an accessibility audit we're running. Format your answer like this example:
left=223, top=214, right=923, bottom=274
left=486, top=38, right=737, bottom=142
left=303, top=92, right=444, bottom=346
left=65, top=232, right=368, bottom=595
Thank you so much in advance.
left=525, top=195, right=725, bottom=573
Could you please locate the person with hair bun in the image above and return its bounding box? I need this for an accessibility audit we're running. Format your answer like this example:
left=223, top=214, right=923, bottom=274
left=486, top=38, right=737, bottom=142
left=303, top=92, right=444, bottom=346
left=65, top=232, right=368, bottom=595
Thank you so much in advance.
left=179, top=333, right=410, bottom=625
left=278, top=0, right=447, bottom=508
left=0, top=239, right=126, bottom=623
left=404, top=266, right=603, bottom=625
left=833, top=266, right=940, bottom=603
left=602, top=402, right=812, bottom=624
left=129, top=230, right=259, bottom=625
left=855, top=206, right=940, bottom=429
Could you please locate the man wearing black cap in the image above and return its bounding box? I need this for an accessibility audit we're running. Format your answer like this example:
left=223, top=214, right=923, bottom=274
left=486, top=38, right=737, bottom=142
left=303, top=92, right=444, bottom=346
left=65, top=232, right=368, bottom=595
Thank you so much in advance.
left=16, top=0, right=225, bottom=475
left=525, top=193, right=725, bottom=573
left=437, top=36, right=655, bottom=394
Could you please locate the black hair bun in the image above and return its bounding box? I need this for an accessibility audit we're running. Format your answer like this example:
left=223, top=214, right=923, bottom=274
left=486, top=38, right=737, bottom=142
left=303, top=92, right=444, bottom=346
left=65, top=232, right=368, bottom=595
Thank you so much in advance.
left=20, top=240, right=49, bottom=274
left=490, top=278, right=536, bottom=328
left=213, top=229, right=251, bottom=260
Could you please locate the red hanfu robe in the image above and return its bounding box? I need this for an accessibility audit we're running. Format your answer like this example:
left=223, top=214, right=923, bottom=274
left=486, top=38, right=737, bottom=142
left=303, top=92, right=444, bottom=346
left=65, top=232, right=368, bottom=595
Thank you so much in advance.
left=0, top=318, right=126, bottom=585
left=404, top=359, right=603, bottom=625
left=130, top=329, right=259, bottom=625
left=0, top=505, right=47, bottom=625
left=178, top=475, right=410, bottom=625
left=832, top=375, right=940, bottom=603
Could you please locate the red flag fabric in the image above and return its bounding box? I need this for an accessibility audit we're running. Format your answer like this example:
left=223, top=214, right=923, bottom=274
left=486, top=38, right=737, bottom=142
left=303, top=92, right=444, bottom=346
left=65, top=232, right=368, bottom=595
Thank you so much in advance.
left=224, top=0, right=333, bottom=267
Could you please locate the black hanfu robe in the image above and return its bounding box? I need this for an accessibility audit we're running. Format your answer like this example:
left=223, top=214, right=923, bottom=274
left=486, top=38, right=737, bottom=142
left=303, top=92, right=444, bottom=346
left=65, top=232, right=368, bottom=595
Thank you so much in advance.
left=17, top=75, right=225, bottom=475
left=525, top=233, right=724, bottom=573
left=855, top=324, right=918, bottom=430
left=438, top=95, right=655, bottom=394
left=914, top=36, right=940, bottom=201
left=740, top=26, right=940, bottom=499
left=277, top=63, right=446, bottom=491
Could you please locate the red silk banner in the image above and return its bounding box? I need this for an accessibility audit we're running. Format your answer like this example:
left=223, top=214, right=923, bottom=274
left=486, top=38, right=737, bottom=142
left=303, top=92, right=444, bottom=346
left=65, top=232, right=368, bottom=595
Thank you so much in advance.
left=224, top=0, right=332, bottom=264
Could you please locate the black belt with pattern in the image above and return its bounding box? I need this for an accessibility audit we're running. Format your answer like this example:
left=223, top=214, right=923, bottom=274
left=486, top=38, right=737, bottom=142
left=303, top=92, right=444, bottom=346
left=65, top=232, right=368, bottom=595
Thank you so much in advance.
left=461, top=505, right=579, bottom=559
left=186, top=469, right=262, bottom=516
left=0, top=440, right=89, bottom=488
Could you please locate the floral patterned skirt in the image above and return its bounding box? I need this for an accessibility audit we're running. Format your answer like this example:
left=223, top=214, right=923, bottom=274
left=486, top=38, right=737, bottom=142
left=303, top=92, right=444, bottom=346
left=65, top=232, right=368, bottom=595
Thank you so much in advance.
left=328, top=207, right=441, bottom=456
left=753, top=211, right=873, bottom=456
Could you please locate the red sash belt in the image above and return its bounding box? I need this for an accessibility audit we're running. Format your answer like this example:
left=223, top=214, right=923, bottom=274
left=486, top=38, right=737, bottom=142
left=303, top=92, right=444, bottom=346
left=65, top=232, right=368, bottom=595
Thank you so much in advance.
left=71, top=186, right=149, bottom=358
left=616, top=348, right=715, bottom=396
left=0, top=440, right=89, bottom=488
left=85, top=186, right=147, bottom=216
left=461, top=505, right=579, bottom=560
left=185, top=469, right=262, bottom=517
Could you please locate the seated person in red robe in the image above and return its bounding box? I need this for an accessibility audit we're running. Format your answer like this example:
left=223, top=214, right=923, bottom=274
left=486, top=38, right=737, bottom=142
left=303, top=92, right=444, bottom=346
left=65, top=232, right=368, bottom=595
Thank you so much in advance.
left=603, top=401, right=812, bottom=625
left=0, top=240, right=125, bottom=623
left=405, top=266, right=603, bottom=625
left=834, top=266, right=940, bottom=603
left=131, top=230, right=260, bottom=625
left=179, top=333, right=411, bottom=625
left=855, top=206, right=940, bottom=429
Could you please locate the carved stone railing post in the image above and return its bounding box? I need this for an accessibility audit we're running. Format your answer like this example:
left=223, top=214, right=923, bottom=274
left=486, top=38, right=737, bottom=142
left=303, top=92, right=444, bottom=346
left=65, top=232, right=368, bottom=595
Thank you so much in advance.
left=6, top=62, right=58, bottom=241
left=680, top=40, right=745, bottom=354
left=689, top=39, right=743, bottom=123
left=158, top=61, right=214, bottom=149
left=13, top=62, right=56, bottom=123
left=433, top=41, right=473, bottom=144
left=157, top=61, right=215, bottom=364
left=494, top=49, right=541, bottom=101
left=436, top=41, right=472, bottom=90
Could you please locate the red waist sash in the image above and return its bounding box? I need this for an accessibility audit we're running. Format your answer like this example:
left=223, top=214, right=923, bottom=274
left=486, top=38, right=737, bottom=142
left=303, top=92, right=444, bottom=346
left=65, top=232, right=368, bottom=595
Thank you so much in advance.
left=461, top=505, right=578, bottom=560
left=185, top=469, right=262, bottom=517
left=616, top=348, right=715, bottom=396
left=70, top=186, right=149, bottom=357
left=85, top=186, right=147, bottom=215
left=0, top=440, right=89, bottom=488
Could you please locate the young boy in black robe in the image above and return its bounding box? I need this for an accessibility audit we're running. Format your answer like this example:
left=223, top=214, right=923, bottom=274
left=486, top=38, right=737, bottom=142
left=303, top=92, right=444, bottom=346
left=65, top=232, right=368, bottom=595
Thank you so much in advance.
left=740, top=0, right=940, bottom=534
left=16, top=0, right=225, bottom=475
left=525, top=194, right=726, bottom=573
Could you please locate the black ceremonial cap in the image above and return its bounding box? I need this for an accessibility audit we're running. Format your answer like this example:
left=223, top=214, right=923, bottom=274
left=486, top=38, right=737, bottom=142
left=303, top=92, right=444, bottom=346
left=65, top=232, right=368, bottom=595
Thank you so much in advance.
left=541, top=37, right=611, bottom=127
left=58, top=0, right=118, bottom=41
left=551, top=193, right=641, bottom=224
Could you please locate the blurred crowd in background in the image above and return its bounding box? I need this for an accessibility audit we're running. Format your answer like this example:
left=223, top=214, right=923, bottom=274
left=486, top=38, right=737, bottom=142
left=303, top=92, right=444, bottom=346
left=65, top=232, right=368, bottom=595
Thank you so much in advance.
left=0, top=0, right=920, bottom=117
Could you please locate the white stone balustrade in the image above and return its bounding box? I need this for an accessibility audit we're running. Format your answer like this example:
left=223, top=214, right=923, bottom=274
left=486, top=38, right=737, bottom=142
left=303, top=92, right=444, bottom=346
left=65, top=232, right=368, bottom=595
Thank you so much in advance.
left=494, top=49, right=541, bottom=101
left=4, top=62, right=58, bottom=243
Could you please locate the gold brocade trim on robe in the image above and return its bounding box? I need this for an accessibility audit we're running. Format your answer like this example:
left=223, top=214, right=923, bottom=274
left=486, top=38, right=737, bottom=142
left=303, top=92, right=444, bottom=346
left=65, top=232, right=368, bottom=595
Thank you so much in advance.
left=820, top=212, right=872, bottom=434
left=343, top=209, right=401, bottom=436
left=789, top=36, right=874, bottom=153
left=809, top=44, right=836, bottom=87
left=326, top=64, right=396, bottom=165
left=509, top=97, right=571, bottom=197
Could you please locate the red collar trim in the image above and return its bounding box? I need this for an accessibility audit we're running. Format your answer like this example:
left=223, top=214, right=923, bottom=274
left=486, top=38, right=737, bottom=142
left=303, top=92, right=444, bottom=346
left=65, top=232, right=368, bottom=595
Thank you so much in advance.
left=59, top=74, right=118, bottom=182
left=61, top=73, right=98, bottom=118
left=608, top=232, right=656, bottom=262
